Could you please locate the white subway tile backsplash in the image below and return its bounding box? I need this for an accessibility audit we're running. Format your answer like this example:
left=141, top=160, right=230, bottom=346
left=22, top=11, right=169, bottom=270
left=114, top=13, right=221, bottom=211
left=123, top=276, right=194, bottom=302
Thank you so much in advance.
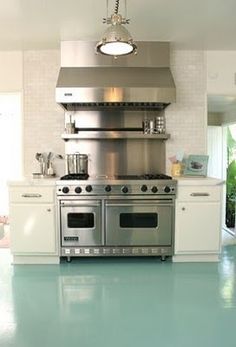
left=23, top=50, right=65, bottom=177
left=166, top=49, right=207, bottom=173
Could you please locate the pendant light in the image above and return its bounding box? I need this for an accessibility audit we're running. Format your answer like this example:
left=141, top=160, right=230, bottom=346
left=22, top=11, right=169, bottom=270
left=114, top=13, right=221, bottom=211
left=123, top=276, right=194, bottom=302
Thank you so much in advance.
left=96, top=0, right=137, bottom=57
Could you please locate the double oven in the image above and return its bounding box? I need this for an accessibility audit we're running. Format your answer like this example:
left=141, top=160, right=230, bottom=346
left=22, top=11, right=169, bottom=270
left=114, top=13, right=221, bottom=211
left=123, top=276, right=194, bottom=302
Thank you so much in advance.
left=57, top=177, right=176, bottom=260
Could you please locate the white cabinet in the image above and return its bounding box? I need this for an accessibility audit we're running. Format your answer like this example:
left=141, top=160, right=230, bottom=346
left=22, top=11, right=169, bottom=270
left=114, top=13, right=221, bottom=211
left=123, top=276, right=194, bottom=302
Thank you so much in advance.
left=173, top=179, right=223, bottom=262
left=10, top=203, right=56, bottom=253
left=175, top=201, right=221, bottom=253
left=9, top=183, right=60, bottom=264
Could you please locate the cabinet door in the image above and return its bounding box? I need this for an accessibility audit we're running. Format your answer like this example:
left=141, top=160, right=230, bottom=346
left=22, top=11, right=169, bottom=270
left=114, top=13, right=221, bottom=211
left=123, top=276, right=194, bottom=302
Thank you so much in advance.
left=175, top=201, right=221, bottom=253
left=10, top=203, right=56, bottom=254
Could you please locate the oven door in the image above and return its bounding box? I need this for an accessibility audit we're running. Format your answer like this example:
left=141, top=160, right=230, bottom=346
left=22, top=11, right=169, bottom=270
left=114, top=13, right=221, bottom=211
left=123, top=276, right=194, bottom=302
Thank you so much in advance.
left=60, top=200, right=102, bottom=246
left=105, top=199, right=173, bottom=246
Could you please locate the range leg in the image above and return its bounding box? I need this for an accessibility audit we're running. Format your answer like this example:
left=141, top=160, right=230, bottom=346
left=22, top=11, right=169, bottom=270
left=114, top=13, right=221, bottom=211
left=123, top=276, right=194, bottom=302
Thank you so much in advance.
left=66, top=256, right=71, bottom=263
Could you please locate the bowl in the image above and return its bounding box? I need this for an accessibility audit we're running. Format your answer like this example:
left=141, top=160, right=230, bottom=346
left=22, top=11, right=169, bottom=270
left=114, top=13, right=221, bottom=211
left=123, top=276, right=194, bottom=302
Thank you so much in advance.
left=190, top=161, right=203, bottom=170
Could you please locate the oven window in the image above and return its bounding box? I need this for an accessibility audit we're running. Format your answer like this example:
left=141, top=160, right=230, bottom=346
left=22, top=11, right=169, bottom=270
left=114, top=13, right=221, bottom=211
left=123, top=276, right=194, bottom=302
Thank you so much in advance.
left=67, top=213, right=94, bottom=228
left=120, top=213, right=158, bottom=228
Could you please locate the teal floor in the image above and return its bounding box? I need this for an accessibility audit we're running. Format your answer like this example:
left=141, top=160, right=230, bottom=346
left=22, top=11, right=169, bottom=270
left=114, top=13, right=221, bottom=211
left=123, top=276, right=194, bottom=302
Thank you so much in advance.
left=1, top=246, right=236, bottom=347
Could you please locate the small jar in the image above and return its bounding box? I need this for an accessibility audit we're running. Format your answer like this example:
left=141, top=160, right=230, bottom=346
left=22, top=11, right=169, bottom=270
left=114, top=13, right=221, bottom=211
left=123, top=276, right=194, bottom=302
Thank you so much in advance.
left=171, top=162, right=183, bottom=177
left=143, top=119, right=150, bottom=134
left=154, top=115, right=166, bottom=134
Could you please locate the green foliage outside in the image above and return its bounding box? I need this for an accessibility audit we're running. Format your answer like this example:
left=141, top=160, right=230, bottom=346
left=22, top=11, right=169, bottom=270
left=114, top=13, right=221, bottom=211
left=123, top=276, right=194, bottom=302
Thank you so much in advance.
left=226, top=127, right=236, bottom=227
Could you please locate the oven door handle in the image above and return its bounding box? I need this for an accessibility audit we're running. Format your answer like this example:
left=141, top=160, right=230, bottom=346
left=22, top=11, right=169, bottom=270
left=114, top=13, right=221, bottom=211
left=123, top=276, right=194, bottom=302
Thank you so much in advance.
left=61, top=201, right=100, bottom=207
left=105, top=202, right=173, bottom=207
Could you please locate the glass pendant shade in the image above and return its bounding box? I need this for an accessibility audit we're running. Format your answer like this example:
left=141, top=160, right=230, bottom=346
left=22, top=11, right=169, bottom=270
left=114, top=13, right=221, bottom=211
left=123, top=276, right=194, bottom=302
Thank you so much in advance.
left=96, top=11, right=137, bottom=56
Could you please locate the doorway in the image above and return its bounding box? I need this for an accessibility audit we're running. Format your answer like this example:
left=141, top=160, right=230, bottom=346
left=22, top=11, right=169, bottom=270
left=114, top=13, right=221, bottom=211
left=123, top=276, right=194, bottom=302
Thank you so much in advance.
left=0, top=93, right=22, bottom=248
left=207, top=95, right=236, bottom=236
left=224, top=124, right=236, bottom=235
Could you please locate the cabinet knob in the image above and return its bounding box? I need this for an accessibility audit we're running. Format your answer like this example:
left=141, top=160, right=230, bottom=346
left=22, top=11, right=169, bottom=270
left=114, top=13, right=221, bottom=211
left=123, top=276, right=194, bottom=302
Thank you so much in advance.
left=182, top=207, right=186, bottom=211
left=47, top=208, right=51, bottom=212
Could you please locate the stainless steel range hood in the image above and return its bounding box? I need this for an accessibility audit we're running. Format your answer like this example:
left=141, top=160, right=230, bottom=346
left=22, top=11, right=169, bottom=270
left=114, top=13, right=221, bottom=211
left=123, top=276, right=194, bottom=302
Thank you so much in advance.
left=56, top=41, right=176, bottom=111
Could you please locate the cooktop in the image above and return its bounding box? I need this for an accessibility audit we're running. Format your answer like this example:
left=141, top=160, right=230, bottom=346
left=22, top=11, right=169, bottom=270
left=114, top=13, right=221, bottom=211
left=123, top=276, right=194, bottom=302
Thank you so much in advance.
left=60, top=173, right=172, bottom=181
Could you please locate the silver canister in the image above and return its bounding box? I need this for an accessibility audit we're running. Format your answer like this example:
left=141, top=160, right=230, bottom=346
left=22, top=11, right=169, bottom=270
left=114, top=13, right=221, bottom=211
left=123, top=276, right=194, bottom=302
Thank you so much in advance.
left=66, top=154, right=76, bottom=174
left=143, top=118, right=155, bottom=134
left=78, top=154, right=88, bottom=174
left=149, top=119, right=155, bottom=134
left=143, top=119, right=150, bottom=134
left=65, top=121, right=75, bottom=134
left=154, top=115, right=166, bottom=134
left=66, top=153, right=88, bottom=174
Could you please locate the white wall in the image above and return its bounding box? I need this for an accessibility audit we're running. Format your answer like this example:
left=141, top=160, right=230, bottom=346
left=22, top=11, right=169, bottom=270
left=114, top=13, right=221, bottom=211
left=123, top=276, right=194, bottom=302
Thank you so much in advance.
left=23, top=50, right=64, bottom=176
left=0, top=52, right=23, bottom=91
left=166, top=49, right=207, bottom=173
left=0, top=50, right=65, bottom=178
left=207, top=126, right=223, bottom=179
left=207, top=51, right=236, bottom=95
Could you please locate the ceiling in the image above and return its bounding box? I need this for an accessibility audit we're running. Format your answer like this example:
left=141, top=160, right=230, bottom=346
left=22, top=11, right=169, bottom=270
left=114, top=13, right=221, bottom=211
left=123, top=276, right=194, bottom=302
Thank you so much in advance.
left=1, top=0, right=236, bottom=51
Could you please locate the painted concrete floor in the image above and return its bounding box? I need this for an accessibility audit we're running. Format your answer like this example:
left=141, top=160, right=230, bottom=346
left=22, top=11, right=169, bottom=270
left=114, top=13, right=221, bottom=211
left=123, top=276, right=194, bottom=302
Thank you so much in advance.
left=0, top=246, right=236, bottom=347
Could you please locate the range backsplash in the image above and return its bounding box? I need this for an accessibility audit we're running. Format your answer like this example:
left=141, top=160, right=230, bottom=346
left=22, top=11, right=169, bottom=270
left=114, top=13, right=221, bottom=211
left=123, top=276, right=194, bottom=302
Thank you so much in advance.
left=64, top=109, right=166, bottom=177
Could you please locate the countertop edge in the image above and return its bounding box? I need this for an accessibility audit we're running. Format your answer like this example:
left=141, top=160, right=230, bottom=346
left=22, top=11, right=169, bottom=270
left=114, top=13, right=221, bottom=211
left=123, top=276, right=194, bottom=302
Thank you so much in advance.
left=8, top=176, right=225, bottom=187
left=174, top=176, right=225, bottom=186
left=8, top=178, right=58, bottom=186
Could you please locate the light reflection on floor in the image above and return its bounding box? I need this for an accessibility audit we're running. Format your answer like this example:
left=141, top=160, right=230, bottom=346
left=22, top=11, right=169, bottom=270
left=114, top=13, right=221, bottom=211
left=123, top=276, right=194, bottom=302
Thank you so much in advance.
left=0, top=241, right=236, bottom=347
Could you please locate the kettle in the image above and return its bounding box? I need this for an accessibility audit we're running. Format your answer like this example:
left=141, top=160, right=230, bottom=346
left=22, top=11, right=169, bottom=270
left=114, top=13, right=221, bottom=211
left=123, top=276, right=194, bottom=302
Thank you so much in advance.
left=66, top=153, right=88, bottom=174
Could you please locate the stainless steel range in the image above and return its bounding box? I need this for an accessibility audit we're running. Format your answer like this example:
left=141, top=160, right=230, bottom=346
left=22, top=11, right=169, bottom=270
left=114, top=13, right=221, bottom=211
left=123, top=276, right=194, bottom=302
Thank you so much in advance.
left=56, top=174, right=176, bottom=261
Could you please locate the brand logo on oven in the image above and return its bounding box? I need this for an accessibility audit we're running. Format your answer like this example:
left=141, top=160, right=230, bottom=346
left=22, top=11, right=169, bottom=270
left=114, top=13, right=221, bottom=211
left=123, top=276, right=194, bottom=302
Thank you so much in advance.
left=64, top=236, right=79, bottom=241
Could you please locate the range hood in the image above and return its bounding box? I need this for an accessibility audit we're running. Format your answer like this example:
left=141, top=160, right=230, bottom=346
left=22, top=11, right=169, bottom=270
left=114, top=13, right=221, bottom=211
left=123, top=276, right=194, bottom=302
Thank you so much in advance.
left=56, top=41, right=176, bottom=111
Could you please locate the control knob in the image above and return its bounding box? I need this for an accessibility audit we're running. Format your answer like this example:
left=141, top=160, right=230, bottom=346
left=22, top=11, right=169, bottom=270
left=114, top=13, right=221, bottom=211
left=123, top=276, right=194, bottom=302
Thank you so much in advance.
left=151, top=186, right=158, bottom=193
left=141, top=185, right=148, bottom=192
left=105, top=185, right=112, bottom=192
left=121, top=186, right=129, bottom=194
left=62, top=187, right=69, bottom=194
left=164, top=186, right=171, bottom=193
left=85, top=185, right=93, bottom=192
left=75, top=187, right=82, bottom=194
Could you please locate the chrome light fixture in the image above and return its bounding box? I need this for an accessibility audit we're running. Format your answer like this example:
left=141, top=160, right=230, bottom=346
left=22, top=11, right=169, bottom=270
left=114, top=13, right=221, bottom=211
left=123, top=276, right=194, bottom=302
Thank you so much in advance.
left=96, top=0, right=137, bottom=57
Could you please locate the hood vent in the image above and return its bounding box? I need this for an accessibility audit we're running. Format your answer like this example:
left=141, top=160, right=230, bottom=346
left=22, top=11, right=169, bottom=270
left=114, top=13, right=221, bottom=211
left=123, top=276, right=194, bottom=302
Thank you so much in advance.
left=56, top=41, right=176, bottom=111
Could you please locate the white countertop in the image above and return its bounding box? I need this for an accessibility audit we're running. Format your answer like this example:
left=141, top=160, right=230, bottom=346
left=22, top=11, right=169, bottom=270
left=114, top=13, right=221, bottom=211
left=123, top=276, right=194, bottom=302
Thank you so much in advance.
left=174, top=176, right=225, bottom=186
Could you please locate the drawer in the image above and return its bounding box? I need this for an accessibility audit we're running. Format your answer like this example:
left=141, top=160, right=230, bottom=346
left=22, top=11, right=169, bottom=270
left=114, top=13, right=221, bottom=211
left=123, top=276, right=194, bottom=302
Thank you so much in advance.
left=177, top=186, right=221, bottom=202
left=9, top=186, right=55, bottom=203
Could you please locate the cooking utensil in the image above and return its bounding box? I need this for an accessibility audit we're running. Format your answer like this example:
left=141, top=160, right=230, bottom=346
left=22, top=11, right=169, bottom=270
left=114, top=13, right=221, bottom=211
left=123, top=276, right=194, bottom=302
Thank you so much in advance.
left=66, top=153, right=88, bottom=175
left=35, top=153, right=46, bottom=175
left=66, top=115, right=75, bottom=134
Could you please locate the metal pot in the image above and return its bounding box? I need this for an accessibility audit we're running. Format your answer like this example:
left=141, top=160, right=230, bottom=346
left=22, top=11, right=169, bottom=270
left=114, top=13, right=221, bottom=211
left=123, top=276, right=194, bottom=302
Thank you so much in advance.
left=66, top=153, right=88, bottom=174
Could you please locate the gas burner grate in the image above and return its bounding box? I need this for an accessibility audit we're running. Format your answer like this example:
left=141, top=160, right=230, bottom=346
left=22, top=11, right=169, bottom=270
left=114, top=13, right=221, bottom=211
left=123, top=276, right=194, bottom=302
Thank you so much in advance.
left=141, top=173, right=172, bottom=180
left=115, top=174, right=172, bottom=180
left=60, top=173, right=89, bottom=180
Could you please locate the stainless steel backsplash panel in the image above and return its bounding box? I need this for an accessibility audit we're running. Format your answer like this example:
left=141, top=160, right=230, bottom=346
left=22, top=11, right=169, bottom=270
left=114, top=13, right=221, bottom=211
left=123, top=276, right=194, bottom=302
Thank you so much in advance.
left=65, top=139, right=165, bottom=176
left=65, top=109, right=165, bottom=128
left=64, top=110, right=166, bottom=176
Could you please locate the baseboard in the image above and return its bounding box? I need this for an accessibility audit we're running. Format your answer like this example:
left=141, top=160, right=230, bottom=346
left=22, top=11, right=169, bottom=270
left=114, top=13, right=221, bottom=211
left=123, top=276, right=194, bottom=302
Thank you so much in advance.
left=172, top=253, right=220, bottom=263
left=12, top=255, right=60, bottom=265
